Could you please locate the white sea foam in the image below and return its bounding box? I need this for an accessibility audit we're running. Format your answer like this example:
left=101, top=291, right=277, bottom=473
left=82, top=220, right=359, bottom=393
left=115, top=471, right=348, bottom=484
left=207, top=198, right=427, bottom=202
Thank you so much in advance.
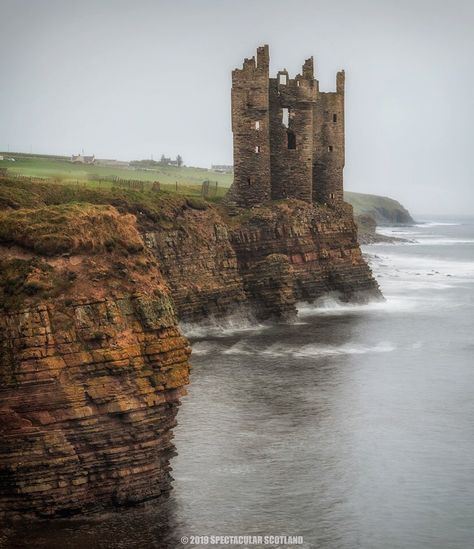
left=414, top=222, right=461, bottom=227
left=372, top=252, right=474, bottom=280
left=223, top=340, right=396, bottom=358
left=280, top=341, right=396, bottom=358
left=297, top=295, right=418, bottom=316
left=375, top=231, right=474, bottom=246
left=222, top=341, right=256, bottom=356
left=191, top=341, right=222, bottom=356
left=180, top=312, right=268, bottom=339
left=407, top=238, right=474, bottom=246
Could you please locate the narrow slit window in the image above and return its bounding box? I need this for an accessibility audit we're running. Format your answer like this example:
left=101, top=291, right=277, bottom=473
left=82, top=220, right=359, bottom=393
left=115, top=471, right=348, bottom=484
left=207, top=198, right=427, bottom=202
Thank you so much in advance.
left=255, top=145, right=260, bottom=154
left=282, top=107, right=289, bottom=128
left=287, top=131, right=296, bottom=150
left=279, top=74, right=288, bottom=85
left=333, top=113, right=337, bottom=122
left=255, top=121, right=260, bottom=130
left=247, top=177, right=252, bottom=186
left=328, top=145, right=333, bottom=152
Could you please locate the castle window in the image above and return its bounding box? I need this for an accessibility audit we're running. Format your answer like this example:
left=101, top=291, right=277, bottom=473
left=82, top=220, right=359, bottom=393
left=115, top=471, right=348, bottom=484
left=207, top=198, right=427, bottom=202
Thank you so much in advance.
left=247, top=177, right=252, bottom=186
left=333, top=114, right=337, bottom=122
left=287, top=131, right=296, bottom=150
left=282, top=107, right=289, bottom=128
left=328, top=146, right=333, bottom=152
left=255, top=145, right=260, bottom=154
left=255, top=121, right=260, bottom=130
left=279, top=74, right=288, bottom=85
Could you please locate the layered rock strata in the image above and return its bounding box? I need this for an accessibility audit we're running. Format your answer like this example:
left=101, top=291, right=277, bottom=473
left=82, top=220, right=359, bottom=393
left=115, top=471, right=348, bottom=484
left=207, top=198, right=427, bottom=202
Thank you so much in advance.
left=0, top=204, right=191, bottom=518
left=146, top=199, right=382, bottom=321
left=0, top=180, right=381, bottom=519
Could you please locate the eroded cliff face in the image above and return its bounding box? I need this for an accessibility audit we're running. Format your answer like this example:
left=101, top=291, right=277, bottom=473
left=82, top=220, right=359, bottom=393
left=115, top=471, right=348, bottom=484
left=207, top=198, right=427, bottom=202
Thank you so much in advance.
left=0, top=204, right=190, bottom=519
left=146, top=199, right=381, bottom=322
left=143, top=205, right=248, bottom=322
left=0, top=179, right=380, bottom=519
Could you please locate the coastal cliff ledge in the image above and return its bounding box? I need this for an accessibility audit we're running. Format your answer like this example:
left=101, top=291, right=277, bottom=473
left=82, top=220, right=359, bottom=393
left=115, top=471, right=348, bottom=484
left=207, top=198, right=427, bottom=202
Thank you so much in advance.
left=0, top=178, right=380, bottom=518
left=0, top=199, right=191, bottom=519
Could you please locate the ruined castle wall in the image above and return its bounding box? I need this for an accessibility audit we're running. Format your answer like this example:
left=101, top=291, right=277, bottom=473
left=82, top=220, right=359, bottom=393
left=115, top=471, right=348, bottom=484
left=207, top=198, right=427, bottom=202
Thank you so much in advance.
left=230, top=46, right=271, bottom=207
left=269, top=64, right=316, bottom=203
left=312, top=71, right=345, bottom=206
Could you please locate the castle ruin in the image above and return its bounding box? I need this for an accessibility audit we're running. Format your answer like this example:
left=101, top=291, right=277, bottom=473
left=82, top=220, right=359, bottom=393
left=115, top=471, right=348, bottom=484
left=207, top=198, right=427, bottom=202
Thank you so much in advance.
left=226, top=45, right=345, bottom=208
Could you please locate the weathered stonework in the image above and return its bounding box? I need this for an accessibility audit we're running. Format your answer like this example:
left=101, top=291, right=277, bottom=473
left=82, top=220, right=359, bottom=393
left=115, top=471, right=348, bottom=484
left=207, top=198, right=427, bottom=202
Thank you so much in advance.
left=227, top=45, right=345, bottom=208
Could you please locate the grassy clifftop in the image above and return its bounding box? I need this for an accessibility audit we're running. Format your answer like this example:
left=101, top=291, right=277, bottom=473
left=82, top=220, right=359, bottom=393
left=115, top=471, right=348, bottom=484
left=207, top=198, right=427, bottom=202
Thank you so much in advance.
left=1, top=152, right=414, bottom=228
left=1, top=155, right=413, bottom=225
left=345, top=191, right=414, bottom=225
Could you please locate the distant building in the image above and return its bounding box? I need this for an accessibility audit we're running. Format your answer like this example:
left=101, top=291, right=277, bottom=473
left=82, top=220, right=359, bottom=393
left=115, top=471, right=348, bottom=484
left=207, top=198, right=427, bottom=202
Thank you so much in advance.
left=211, top=164, right=233, bottom=173
left=71, top=154, right=95, bottom=164
left=0, top=155, right=3, bottom=161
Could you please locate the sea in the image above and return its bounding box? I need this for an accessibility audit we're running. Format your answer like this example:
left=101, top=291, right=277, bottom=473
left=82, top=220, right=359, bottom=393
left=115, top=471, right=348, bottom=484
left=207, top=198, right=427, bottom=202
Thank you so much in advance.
left=3, top=216, right=474, bottom=549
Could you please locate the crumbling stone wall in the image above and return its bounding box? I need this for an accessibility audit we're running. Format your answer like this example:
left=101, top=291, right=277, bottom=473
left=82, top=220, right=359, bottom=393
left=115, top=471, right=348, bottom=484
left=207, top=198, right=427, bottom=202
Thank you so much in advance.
left=228, top=46, right=345, bottom=210
left=269, top=58, right=316, bottom=203
left=313, top=71, right=345, bottom=206
left=228, top=45, right=271, bottom=207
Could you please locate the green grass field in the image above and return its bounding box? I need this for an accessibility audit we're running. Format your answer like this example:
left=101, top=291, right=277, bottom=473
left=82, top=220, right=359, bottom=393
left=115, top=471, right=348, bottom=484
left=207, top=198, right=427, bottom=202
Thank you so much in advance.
left=0, top=153, right=233, bottom=198
left=0, top=152, right=412, bottom=222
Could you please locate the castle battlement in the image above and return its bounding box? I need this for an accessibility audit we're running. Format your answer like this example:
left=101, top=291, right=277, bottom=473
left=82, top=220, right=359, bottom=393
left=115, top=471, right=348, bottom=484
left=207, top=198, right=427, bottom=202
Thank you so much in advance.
left=227, top=45, right=345, bottom=208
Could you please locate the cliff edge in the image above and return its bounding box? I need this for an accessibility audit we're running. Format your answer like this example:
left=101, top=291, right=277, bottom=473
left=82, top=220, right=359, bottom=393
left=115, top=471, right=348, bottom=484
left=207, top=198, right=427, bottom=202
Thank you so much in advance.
left=345, top=191, right=414, bottom=226
left=0, top=177, right=381, bottom=517
left=0, top=197, right=191, bottom=518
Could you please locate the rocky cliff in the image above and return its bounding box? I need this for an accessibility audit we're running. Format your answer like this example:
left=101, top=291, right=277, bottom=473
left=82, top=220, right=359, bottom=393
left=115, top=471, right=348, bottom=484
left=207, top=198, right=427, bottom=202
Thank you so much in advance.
left=0, top=178, right=380, bottom=518
left=144, top=198, right=381, bottom=322
left=0, top=201, right=190, bottom=518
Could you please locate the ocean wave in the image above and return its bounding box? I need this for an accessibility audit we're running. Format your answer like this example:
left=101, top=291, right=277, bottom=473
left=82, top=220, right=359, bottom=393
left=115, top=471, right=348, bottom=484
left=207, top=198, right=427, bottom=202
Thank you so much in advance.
left=406, top=238, right=474, bottom=246
left=191, top=341, right=222, bottom=356
left=223, top=340, right=396, bottom=358
left=414, top=222, right=462, bottom=227
left=297, top=295, right=417, bottom=316
left=370, top=252, right=474, bottom=279
left=222, top=341, right=256, bottom=356
left=180, top=312, right=268, bottom=339
left=374, top=235, right=474, bottom=246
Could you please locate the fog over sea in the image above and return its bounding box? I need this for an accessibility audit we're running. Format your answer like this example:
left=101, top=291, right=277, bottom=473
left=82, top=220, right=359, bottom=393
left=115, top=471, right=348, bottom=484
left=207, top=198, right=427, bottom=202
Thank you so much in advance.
left=4, top=217, right=474, bottom=549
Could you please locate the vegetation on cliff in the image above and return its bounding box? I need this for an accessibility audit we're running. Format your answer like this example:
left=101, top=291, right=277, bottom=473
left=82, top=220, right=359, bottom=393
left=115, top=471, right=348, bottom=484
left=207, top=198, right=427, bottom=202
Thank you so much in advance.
left=0, top=173, right=382, bottom=518
left=1, top=155, right=414, bottom=226
left=0, top=176, right=191, bottom=519
left=0, top=178, right=192, bottom=331
left=345, top=191, right=414, bottom=225
left=0, top=204, right=144, bottom=256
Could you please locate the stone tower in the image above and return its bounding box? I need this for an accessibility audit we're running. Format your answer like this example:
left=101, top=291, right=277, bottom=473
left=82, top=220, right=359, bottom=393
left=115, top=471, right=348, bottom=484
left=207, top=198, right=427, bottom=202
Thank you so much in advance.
left=229, top=45, right=271, bottom=207
left=227, top=45, right=345, bottom=209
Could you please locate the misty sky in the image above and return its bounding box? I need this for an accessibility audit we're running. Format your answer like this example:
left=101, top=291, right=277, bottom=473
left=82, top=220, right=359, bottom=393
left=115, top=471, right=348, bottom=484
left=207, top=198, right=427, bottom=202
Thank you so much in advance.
left=1, top=0, right=473, bottom=214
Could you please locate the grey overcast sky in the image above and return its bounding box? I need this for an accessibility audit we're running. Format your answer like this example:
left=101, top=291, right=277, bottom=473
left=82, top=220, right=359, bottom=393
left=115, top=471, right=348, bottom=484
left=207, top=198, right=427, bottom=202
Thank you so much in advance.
left=1, top=0, right=473, bottom=214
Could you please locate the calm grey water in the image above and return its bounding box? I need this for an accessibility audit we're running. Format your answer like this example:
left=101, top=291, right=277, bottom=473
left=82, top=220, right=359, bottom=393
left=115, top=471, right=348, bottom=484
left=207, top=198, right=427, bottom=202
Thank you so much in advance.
left=3, top=216, right=474, bottom=549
